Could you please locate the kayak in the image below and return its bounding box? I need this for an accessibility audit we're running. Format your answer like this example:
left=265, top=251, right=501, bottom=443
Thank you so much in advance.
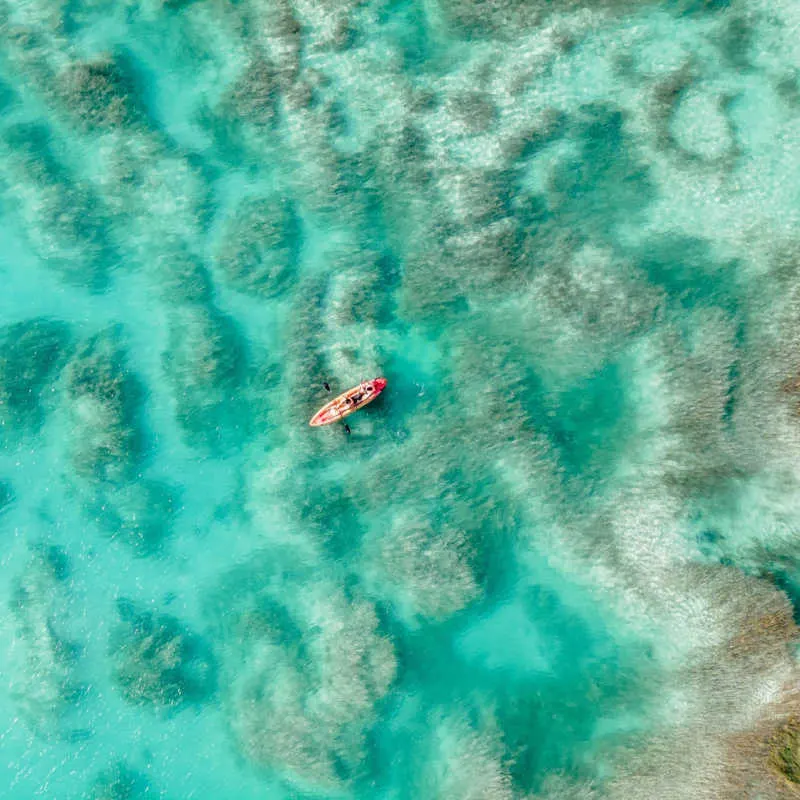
left=309, top=378, right=387, bottom=426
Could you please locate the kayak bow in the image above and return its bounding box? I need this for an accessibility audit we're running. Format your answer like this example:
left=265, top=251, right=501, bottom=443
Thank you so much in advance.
left=309, top=378, right=387, bottom=426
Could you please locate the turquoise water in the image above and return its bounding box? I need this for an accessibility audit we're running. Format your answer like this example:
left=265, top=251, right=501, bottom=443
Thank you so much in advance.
left=2, top=0, right=800, bottom=797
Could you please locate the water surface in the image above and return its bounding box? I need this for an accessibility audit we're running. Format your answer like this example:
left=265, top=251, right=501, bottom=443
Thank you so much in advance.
left=1, top=0, right=800, bottom=797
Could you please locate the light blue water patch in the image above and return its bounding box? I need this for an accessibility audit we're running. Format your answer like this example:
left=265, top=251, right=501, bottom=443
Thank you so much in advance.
left=457, top=597, right=562, bottom=675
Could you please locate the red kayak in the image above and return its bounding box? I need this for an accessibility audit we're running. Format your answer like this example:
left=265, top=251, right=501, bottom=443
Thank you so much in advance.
left=309, top=378, right=387, bottom=426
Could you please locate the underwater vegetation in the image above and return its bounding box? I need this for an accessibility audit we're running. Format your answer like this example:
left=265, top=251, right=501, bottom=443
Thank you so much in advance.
left=770, top=718, right=800, bottom=784
left=213, top=193, right=299, bottom=298
left=56, top=54, right=144, bottom=133
left=361, top=516, right=481, bottom=622
left=110, top=599, right=216, bottom=710
left=208, top=559, right=396, bottom=790
left=85, top=478, right=178, bottom=555
left=148, top=248, right=213, bottom=306
left=411, top=713, right=514, bottom=799
left=62, top=326, right=144, bottom=483
left=57, top=326, right=181, bottom=554
left=4, top=546, right=84, bottom=740
left=214, top=54, right=281, bottom=138
left=0, top=480, right=13, bottom=511
left=87, top=762, right=153, bottom=800
left=0, top=317, right=70, bottom=444
left=162, top=304, right=249, bottom=448
left=0, top=122, right=111, bottom=288
left=2, top=0, right=800, bottom=795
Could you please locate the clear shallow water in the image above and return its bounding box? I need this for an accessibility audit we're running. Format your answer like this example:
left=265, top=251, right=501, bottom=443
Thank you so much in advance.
left=2, top=0, right=800, bottom=797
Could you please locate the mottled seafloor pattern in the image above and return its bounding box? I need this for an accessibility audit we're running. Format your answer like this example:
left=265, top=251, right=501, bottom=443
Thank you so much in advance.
left=1, top=0, right=800, bottom=797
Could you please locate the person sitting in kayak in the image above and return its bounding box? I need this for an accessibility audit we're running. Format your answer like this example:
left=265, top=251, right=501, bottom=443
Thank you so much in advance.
left=353, top=381, right=372, bottom=403
left=348, top=388, right=366, bottom=406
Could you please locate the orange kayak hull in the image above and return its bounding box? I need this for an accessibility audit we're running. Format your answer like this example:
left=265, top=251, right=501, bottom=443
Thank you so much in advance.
left=309, top=378, right=387, bottom=426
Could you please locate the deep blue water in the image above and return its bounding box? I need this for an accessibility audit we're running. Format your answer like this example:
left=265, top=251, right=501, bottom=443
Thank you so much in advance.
left=1, top=0, right=800, bottom=797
